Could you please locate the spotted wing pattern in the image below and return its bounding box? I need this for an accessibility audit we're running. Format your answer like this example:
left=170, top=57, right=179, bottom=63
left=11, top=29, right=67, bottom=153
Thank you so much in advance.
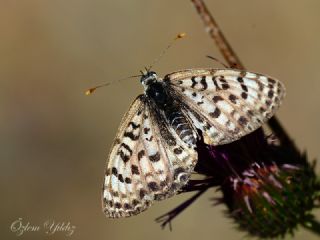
left=102, top=95, right=197, bottom=218
left=165, top=68, right=285, bottom=145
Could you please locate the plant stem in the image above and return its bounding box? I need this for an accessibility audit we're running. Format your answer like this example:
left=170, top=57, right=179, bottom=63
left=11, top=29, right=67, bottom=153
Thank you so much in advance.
left=190, top=0, right=244, bottom=69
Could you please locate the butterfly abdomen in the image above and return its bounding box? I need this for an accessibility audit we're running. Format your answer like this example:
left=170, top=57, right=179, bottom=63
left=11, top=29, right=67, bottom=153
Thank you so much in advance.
left=146, top=81, right=196, bottom=146
left=166, top=110, right=196, bottom=146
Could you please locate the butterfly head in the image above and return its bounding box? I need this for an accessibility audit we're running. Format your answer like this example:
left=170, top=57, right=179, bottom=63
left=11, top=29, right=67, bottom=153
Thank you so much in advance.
left=140, top=71, right=158, bottom=87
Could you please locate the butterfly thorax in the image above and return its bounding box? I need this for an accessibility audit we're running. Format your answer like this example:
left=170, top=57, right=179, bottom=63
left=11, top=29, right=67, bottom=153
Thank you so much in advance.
left=142, top=71, right=197, bottom=147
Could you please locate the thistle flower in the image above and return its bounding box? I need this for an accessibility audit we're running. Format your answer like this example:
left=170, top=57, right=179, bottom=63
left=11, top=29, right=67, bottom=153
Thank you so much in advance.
left=157, top=129, right=320, bottom=238
left=214, top=135, right=320, bottom=238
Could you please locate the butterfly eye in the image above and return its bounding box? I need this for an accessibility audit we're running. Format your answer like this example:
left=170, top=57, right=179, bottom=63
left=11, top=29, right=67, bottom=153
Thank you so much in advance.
left=148, top=71, right=157, bottom=77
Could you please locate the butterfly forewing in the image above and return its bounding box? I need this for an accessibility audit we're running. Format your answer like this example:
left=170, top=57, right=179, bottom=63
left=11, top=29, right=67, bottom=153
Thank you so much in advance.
left=103, top=95, right=197, bottom=218
left=166, top=68, right=285, bottom=145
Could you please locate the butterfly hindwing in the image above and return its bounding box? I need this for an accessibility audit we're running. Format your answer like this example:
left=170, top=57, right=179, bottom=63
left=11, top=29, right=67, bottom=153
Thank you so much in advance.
left=165, top=68, right=285, bottom=145
left=102, top=95, right=197, bottom=218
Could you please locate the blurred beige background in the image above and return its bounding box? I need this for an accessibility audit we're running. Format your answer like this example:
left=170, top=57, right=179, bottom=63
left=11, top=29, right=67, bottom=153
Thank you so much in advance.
left=1, top=0, right=320, bottom=239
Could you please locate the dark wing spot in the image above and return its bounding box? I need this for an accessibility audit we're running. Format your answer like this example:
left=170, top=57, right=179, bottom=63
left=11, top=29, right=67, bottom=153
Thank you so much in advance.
left=228, top=94, right=237, bottom=104
left=222, top=83, right=230, bottom=90
left=118, top=174, right=124, bottom=183
left=241, top=92, right=248, bottom=99
left=125, top=177, right=132, bottom=184
left=131, top=165, right=140, bottom=175
left=247, top=110, right=254, bottom=116
left=192, top=92, right=197, bottom=97
left=144, top=128, right=150, bottom=134
left=238, top=116, right=248, bottom=126
left=268, top=90, right=274, bottom=98
left=112, top=191, right=119, bottom=197
left=220, top=77, right=227, bottom=83
left=191, top=76, right=197, bottom=88
left=145, top=200, right=152, bottom=207
left=212, top=77, right=221, bottom=90
left=200, top=76, right=208, bottom=90
left=210, top=108, right=221, bottom=118
left=234, top=125, right=243, bottom=133
left=148, top=182, right=159, bottom=191
left=114, top=202, right=122, bottom=209
left=108, top=201, right=113, bottom=207
left=120, top=143, right=133, bottom=155
left=112, top=167, right=118, bottom=176
left=265, top=100, right=272, bottom=106
left=257, top=81, right=264, bottom=91
left=137, top=109, right=143, bottom=116
left=138, top=149, right=145, bottom=161
left=129, top=122, right=140, bottom=129
left=149, top=152, right=160, bottom=162
left=257, top=93, right=262, bottom=99
left=212, top=95, right=223, bottom=103
left=139, top=189, right=147, bottom=199
left=237, top=77, right=244, bottom=83
left=160, top=181, right=167, bottom=187
left=146, top=136, right=153, bottom=142
left=277, top=82, right=282, bottom=91
left=124, top=131, right=139, bottom=141
left=277, top=88, right=281, bottom=95
left=241, top=84, right=248, bottom=92
left=259, top=107, right=266, bottom=113
left=132, top=199, right=139, bottom=206
left=124, top=203, right=131, bottom=210
left=119, top=150, right=130, bottom=163
left=174, top=148, right=183, bottom=154
left=120, top=193, right=127, bottom=199
left=268, top=78, right=276, bottom=84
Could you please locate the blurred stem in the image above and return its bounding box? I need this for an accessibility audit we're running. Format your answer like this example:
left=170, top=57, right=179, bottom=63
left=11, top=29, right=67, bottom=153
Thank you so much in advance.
left=155, top=188, right=208, bottom=230
left=302, top=217, right=320, bottom=236
left=190, top=0, right=292, bottom=147
left=190, top=0, right=244, bottom=69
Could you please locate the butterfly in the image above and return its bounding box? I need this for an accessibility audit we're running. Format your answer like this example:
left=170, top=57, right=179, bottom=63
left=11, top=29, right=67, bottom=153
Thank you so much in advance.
left=102, top=68, right=285, bottom=218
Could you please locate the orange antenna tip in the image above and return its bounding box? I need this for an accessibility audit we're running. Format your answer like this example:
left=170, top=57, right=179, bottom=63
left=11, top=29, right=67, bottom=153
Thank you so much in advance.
left=85, top=87, right=97, bottom=96
left=176, top=32, right=186, bottom=39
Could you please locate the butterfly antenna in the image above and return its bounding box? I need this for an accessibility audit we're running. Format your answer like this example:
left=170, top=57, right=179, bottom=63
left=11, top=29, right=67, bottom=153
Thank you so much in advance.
left=147, top=33, right=186, bottom=71
left=206, top=55, right=229, bottom=68
left=85, top=74, right=142, bottom=95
